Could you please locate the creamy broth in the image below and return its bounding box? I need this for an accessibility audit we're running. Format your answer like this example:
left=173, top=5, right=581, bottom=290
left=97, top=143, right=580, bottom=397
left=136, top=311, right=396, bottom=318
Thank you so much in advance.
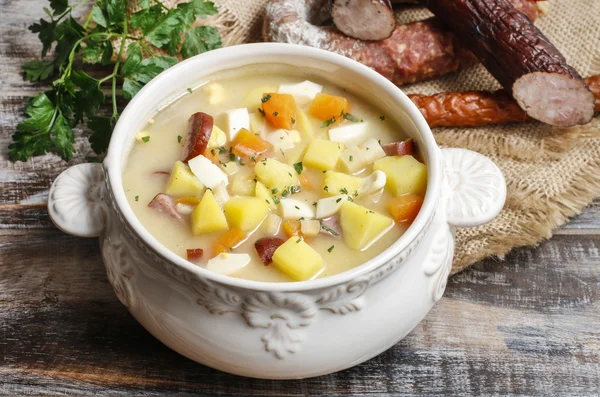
left=122, top=70, right=425, bottom=282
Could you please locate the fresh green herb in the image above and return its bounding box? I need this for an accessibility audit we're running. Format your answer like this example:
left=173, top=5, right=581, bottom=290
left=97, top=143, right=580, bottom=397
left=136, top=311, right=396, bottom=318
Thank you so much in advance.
left=340, top=188, right=348, bottom=194
left=296, top=238, right=301, bottom=243
left=336, top=198, right=342, bottom=203
left=261, top=94, right=271, bottom=103
left=177, top=135, right=182, bottom=144
left=353, top=190, right=359, bottom=197
left=229, top=153, right=239, bottom=162
left=265, top=199, right=270, bottom=204
left=321, top=117, right=336, bottom=128
left=379, top=115, right=385, bottom=121
left=291, top=117, right=296, bottom=124
left=347, top=196, right=354, bottom=202
left=273, top=111, right=279, bottom=117
left=327, top=245, right=335, bottom=252
left=271, top=187, right=278, bottom=194
left=340, top=110, right=362, bottom=123
left=323, top=185, right=329, bottom=192
left=141, top=136, right=150, bottom=143
left=289, top=185, right=301, bottom=194
left=294, top=205, right=300, bottom=210
left=312, top=201, right=317, bottom=207
left=218, top=146, right=227, bottom=154
left=257, top=108, right=265, bottom=116
left=135, top=195, right=139, bottom=201
left=288, top=172, right=292, bottom=177
left=272, top=196, right=281, bottom=204
left=281, top=189, right=289, bottom=198
left=187, top=88, right=193, bottom=94
left=10, top=0, right=221, bottom=162
left=349, top=155, right=353, bottom=162
left=293, top=161, right=303, bottom=175
left=250, top=156, right=256, bottom=163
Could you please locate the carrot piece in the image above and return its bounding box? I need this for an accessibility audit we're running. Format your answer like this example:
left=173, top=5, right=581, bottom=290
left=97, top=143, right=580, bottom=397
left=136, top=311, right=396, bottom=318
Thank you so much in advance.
left=387, top=194, right=424, bottom=225
left=231, top=128, right=270, bottom=158
left=261, top=93, right=297, bottom=130
left=309, top=92, right=350, bottom=123
left=203, top=147, right=220, bottom=163
left=212, top=227, right=246, bottom=257
left=282, top=219, right=303, bottom=238
left=176, top=196, right=201, bottom=205
left=298, top=173, right=313, bottom=190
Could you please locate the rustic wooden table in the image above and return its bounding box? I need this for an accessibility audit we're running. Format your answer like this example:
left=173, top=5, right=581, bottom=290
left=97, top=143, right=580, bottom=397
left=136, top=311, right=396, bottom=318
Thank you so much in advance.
left=1, top=1, right=600, bottom=395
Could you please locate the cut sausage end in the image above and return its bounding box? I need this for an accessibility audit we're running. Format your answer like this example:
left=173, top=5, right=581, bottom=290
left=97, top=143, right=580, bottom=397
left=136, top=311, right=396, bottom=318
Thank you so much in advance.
left=513, top=74, right=595, bottom=127
left=331, top=0, right=396, bottom=41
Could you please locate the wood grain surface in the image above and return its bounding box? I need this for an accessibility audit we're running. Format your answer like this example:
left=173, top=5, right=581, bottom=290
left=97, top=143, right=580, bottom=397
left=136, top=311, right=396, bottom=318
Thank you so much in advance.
left=1, top=1, right=599, bottom=395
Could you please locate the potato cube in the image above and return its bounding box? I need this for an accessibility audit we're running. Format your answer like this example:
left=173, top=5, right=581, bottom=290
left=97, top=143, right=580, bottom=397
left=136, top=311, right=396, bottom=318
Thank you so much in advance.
left=230, top=173, right=257, bottom=196
left=224, top=196, right=269, bottom=231
left=272, top=237, right=323, bottom=281
left=255, top=181, right=277, bottom=210
left=300, top=219, right=321, bottom=237
left=165, top=161, right=205, bottom=197
left=219, top=161, right=238, bottom=176
left=261, top=213, right=282, bottom=235
left=249, top=112, right=266, bottom=136
left=254, top=158, right=299, bottom=192
left=244, top=85, right=278, bottom=111
left=340, top=201, right=394, bottom=250
left=295, top=108, right=316, bottom=139
left=374, top=155, right=428, bottom=196
left=323, top=170, right=363, bottom=197
left=302, top=139, right=342, bottom=171
left=208, top=125, right=227, bottom=148
left=338, top=146, right=368, bottom=174
left=283, top=142, right=307, bottom=165
left=191, top=190, right=228, bottom=234
left=359, top=138, right=387, bottom=164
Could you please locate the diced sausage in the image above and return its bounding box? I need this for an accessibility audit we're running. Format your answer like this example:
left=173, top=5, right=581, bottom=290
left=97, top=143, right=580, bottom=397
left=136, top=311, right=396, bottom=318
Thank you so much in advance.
left=421, top=0, right=594, bottom=126
left=182, top=112, right=214, bottom=163
left=254, top=237, right=285, bottom=265
left=382, top=139, right=414, bottom=156
left=186, top=248, right=204, bottom=263
left=148, top=193, right=183, bottom=222
left=331, top=0, right=396, bottom=41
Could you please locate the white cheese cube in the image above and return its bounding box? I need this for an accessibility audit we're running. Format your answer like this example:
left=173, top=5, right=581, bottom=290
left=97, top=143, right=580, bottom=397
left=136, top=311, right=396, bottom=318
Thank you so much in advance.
left=206, top=253, right=251, bottom=275
left=188, top=154, right=229, bottom=189
left=223, top=108, right=250, bottom=140
left=359, top=138, right=387, bottom=164
left=300, top=219, right=321, bottom=237
left=262, top=213, right=282, bottom=235
left=316, top=194, right=348, bottom=219
left=278, top=80, right=323, bottom=105
left=358, top=170, right=387, bottom=196
left=279, top=198, right=316, bottom=220
left=328, top=122, right=369, bottom=146
left=212, top=181, right=230, bottom=208
left=265, top=129, right=295, bottom=152
left=338, top=146, right=368, bottom=174
left=203, top=83, right=226, bottom=105
left=219, top=161, right=238, bottom=176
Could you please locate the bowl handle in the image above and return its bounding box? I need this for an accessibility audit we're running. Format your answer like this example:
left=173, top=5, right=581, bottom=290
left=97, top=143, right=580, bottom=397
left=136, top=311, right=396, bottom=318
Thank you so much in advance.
left=47, top=163, right=108, bottom=237
left=440, top=148, right=506, bottom=228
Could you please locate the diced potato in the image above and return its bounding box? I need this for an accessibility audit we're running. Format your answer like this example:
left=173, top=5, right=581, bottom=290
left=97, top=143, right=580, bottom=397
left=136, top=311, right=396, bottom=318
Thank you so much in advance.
left=295, top=108, right=316, bottom=139
left=272, top=237, right=323, bottom=281
left=207, top=125, right=227, bottom=148
left=359, top=138, right=387, bottom=164
left=219, top=161, right=238, bottom=176
left=212, top=181, right=229, bottom=208
left=323, top=170, right=363, bottom=197
left=262, top=213, right=282, bottom=235
left=165, top=161, right=205, bottom=197
left=373, top=155, right=428, bottom=196
left=283, top=142, right=307, bottom=165
left=249, top=112, right=267, bottom=136
left=309, top=92, right=350, bottom=122
left=255, top=181, right=277, bottom=210
left=254, top=158, right=299, bottom=192
left=264, top=129, right=295, bottom=152
left=230, top=173, right=256, bottom=196
left=338, top=146, right=368, bottom=174
left=302, top=139, right=342, bottom=171
left=340, top=201, right=394, bottom=250
left=300, top=219, right=321, bottom=237
left=244, top=85, right=278, bottom=110
left=191, top=190, right=228, bottom=234
left=261, top=93, right=297, bottom=130
left=224, top=196, right=269, bottom=231
left=203, top=83, right=226, bottom=105
left=328, top=122, right=368, bottom=146
left=231, top=128, right=270, bottom=158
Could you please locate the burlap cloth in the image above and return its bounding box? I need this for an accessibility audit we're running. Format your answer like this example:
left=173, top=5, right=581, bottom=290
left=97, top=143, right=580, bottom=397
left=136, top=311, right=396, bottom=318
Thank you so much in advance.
left=136, top=0, right=600, bottom=274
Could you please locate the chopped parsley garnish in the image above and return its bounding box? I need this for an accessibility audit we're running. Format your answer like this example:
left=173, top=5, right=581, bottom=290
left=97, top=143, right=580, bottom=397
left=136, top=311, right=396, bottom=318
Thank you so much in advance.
left=288, top=172, right=292, bottom=177
left=379, top=115, right=385, bottom=121
left=177, top=135, right=182, bottom=144
left=258, top=108, right=265, bottom=116
left=289, top=185, right=301, bottom=194
left=340, top=110, right=362, bottom=123
left=321, top=116, right=336, bottom=128
left=293, top=162, right=303, bottom=175
left=141, top=136, right=150, bottom=143
left=265, top=199, right=270, bottom=204
left=349, top=155, right=354, bottom=162
left=291, top=117, right=296, bottom=124
left=211, top=148, right=217, bottom=155
left=340, top=188, right=348, bottom=194
left=281, top=189, right=289, bottom=198
left=134, top=195, right=139, bottom=202
left=273, top=111, right=279, bottom=117
left=323, top=185, right=329, bottom=192
left=327, top=245, right=335, bottom=253
left=187, top=88, right=193, bottom=94
left=250, top=156, right=256, bottom=162
left=218, top=146, right=227, bottom=154
left=312, top=201, right=317, bottom=207
left=296, top=238, right=301, bottom=243
left=272, top=196, right=281, bottom=204
left=294, top=205, right=300, bottom=210
left=336, top=198, right=342, bottom=203
left=261, top=94, right=271, bottom=103
left=271, top=188, right=278, bottom=194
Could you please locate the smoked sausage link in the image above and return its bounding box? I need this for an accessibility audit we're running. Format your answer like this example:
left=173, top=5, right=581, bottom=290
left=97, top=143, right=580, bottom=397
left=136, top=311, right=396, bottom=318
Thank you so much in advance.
left=420, top=0, right=595, bottom=127
left=182, top=112, right=214, bottom=163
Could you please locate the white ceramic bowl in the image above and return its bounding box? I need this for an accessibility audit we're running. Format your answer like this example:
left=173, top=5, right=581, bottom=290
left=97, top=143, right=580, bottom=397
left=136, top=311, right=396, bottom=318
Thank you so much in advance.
left=47, top=43, right=506, bottom=379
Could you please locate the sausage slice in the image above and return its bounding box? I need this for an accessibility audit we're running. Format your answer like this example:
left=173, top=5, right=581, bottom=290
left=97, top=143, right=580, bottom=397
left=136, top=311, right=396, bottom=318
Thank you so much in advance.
left=331, top=0, right=396, bottom=41
left=182, top=112, right=214, bottom=163
left=254, top=237, right=285, bottom=265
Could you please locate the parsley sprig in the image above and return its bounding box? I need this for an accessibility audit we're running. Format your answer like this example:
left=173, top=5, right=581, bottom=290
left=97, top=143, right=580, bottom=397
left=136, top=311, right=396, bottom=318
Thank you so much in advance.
left=10, top=0, right=221, bottom=162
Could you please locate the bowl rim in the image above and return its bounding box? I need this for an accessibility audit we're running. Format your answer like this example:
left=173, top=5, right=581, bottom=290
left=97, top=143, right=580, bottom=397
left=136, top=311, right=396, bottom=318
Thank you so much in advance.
left=105, top=42, right=441, bottom=292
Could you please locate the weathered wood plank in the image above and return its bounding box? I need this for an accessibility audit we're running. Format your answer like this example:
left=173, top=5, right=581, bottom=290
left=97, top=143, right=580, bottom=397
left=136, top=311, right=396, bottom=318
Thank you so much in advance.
left=1, top=232, right=599, bottom=396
